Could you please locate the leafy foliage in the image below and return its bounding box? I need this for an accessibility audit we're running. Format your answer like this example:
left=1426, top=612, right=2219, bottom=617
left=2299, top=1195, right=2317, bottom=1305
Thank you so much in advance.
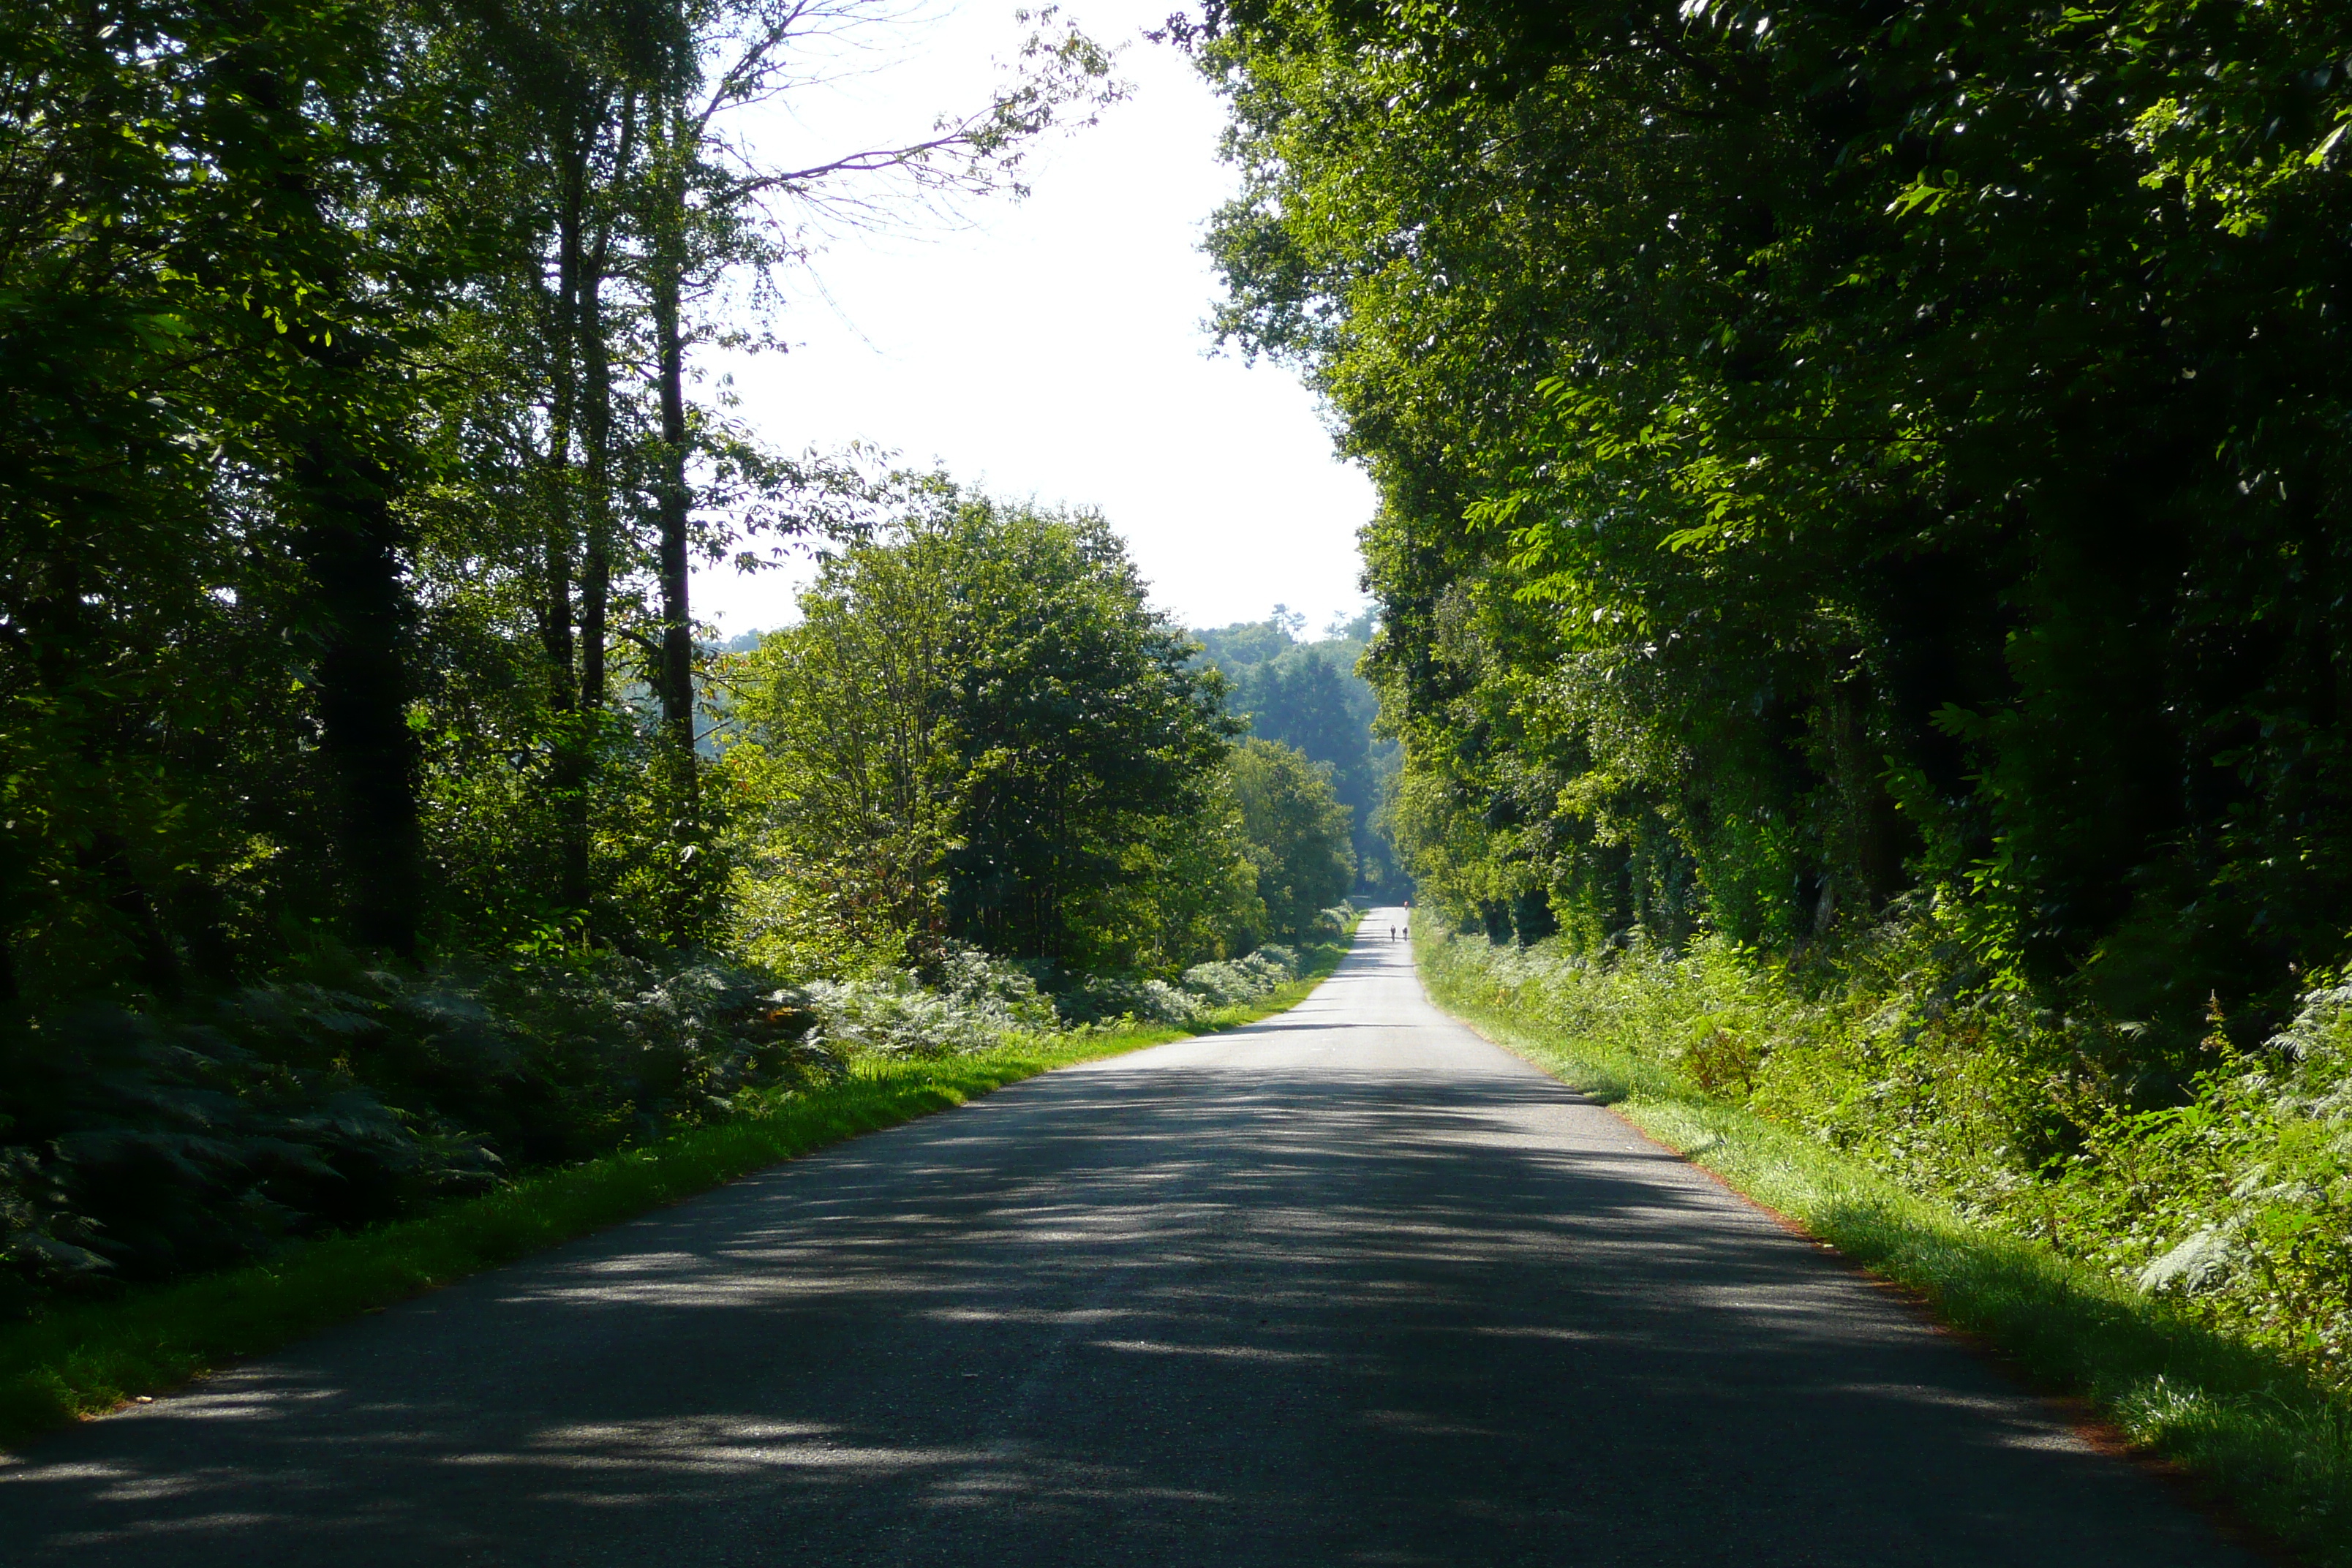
left=728, top=489, right=1256, bottom=975
left=1063, top=942, right=1314, bottom=1026
left=799, top=944, right=1060, bottom=1058
left=1193, top=607, right=1402, bottom=896
left=1422, top=919, right=2352, bottom=1389
left=0, top=952, right=834, bottom=1305
left=1229, top=739, right=1354, bottom=942
left=1192, top=0, right=2352, bottom=1054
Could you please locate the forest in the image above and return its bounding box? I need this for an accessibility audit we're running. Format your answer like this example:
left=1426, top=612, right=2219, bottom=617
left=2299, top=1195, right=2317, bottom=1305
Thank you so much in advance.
left=1191, top=605, right=1401, bottom=899
left=0, top=0, right=1359, bottom=1309
left=19, top=0, right=2352, bottom=1443
left=1193, top=0, right=2352, bottom=1378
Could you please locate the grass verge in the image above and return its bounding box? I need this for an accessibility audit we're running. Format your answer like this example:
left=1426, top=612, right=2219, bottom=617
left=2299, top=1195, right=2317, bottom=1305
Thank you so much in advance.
left=1421, top=936, right=2352, bottom=1566
left=0, top=931, right=1353, bottom=1452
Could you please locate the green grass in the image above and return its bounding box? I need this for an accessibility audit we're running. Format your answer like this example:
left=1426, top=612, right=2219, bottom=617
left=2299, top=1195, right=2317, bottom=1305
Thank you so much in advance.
left=1422, top=943, right=2352, bottom=1566
left=0, top=931, right=1353, bottom=1453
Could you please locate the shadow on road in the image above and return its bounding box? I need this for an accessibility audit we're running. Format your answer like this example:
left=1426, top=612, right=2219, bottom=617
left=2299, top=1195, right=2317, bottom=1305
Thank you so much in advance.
left=0, top=936, right=2252, bottom=1567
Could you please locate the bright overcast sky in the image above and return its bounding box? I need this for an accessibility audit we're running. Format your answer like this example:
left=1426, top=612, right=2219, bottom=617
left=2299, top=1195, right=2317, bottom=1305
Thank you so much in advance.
left=689, top=0, right=1376, bottom=638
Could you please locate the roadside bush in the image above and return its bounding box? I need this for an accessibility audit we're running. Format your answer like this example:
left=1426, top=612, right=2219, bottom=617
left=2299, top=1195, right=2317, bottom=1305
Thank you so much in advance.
left=1058, top=943, right=1309, bottom=1027
left=2100, top=987, right=2352, bottom=1370
left=1182, top=946, right=1300, bottom=1008
left=802, top=944, right=1060, bottom=1057
left=1058, top=974, right=1207, bottom=1028
left=0, top=924, right=1347, bottom=1313
left=0, top=954, right=837, bottom=1308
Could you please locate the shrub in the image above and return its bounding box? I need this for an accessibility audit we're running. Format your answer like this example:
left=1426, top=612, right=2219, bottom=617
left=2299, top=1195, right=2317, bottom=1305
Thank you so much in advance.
left=1058, top=974, right=1206, bottom=1028
left=0, top=954, right=836, bottom=1309
left=1058, top=944, right=1307, bottom=1027
left=801, top=943, right=1060, bottom=1058
left=1181, top=946, right=1300, bottom=1008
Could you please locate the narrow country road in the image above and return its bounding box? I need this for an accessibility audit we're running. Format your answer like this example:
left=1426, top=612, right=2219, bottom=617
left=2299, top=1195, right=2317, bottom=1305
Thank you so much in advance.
left=0, top=911, right=2255, bottom=1566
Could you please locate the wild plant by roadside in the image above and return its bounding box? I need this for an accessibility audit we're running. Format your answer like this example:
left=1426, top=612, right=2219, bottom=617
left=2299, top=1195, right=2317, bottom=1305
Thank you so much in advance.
left=0, top=954, right=834, bottom=1310
left=799, top=945, right=1059, bottom=1058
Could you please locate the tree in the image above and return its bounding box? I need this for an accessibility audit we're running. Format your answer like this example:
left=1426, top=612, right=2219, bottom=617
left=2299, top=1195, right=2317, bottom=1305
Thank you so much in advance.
left=1190, top=0, right=2352, bottom=1046
left=378, top=0, right=1119, bottom=953
left=939, top=501, right=1238, bottom=965
left=1229, top=739, right=1353, bottom=943
left=630, top=0, right=1121, bottom=818
left=1194, top=611, right=1400, bottom=896
left=0, top=0, right=449, bottom=988
left=727, top=496, right=965, bottom=963
left=730, top=486, right=1248, bottom=973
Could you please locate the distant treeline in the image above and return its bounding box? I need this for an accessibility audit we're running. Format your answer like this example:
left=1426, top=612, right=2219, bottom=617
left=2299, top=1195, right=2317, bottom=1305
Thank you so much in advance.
left=1191, top=609, right=1403, bottom=901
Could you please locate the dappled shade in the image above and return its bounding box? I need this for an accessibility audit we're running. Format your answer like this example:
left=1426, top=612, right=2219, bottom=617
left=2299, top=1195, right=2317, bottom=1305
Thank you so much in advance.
left=0, top=929, right=2247, bottom=1566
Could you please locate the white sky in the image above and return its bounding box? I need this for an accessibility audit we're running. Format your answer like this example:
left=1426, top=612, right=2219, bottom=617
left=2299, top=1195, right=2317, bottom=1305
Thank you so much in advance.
left=688, top=0, right=1376, bottom=638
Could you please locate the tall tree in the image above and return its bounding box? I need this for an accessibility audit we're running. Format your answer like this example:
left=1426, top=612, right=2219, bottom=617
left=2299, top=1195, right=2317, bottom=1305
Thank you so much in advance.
left=1229, top=738, right=1354, bottom=943
left=630, top=0, right=1122, bottom=825
left=1191, top=0, right=2352, bottom=1039
left=732, top=490, right=1246, bottom=971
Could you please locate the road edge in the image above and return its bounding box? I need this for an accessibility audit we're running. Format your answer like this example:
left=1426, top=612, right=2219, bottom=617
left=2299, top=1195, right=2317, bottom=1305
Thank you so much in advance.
left=0, top=922, right=1362, bottom=1454
left=1415, top=944, right=2337, bottom=1567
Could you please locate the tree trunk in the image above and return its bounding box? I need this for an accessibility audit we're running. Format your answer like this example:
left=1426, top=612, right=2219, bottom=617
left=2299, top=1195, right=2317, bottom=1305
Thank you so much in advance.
left=78, top=830, right=181, bottom=998
left=220, top=45, right=423, bottom=957
left=294, top=433, right=423, bottom=959
left=578, top=91, right=633, bottom=723
left=578, top=258, right=612, bottom=717
left=1826, top=674, right=1904, bottom=910
left=649, top=184, right=696, bottom=800
left=547, top=137, right=589, bottom=913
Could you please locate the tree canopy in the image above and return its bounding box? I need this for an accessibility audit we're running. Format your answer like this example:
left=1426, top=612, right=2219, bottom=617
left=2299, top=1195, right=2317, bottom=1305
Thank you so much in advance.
left=1229, top=738, right=1354, bottom=942
left=1193, top=0, right=2352, bottom=1049
left=0, top=0, right=1114, bottom=1004
left=1194, top=607, right=1401, bottom=897
left=729, top=492, right=1258, bottom=975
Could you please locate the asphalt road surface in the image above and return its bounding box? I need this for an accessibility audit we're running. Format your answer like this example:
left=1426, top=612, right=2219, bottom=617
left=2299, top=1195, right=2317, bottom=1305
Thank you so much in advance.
left=0, top=910, right=2258, bottom=1566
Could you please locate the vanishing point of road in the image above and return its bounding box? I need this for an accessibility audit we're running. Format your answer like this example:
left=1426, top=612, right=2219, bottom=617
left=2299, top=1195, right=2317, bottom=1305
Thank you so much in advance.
left=0, top=911, right=2256, bottom=1565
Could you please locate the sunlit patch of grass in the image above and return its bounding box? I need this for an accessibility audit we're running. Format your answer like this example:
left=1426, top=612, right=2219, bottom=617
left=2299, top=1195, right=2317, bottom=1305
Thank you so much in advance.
left=1423, top=942, right=2352, bottom=1566
left=0, top=931, right=1353, bottom=1452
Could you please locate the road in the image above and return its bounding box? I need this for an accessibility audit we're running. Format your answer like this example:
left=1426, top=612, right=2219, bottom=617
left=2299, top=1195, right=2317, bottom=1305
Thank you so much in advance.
left=0, top=910, right=2255, bottom=1565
